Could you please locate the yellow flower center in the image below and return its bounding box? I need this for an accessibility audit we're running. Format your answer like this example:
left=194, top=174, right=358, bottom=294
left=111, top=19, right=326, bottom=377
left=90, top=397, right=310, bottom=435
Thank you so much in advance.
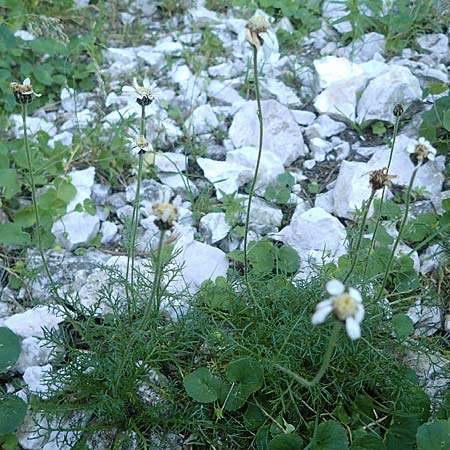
left=333, top=294, right=358, bottom=320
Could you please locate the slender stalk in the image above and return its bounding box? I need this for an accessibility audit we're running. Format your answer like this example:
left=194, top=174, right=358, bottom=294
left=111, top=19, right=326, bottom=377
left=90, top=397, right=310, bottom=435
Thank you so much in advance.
left=362, top=115, right=401, bottom=282
left=138, top=229, right=166, bottom=326
left=343, top=190, right=376, bottom=284
left=375, top=167, right=419, bottom=302
left=243, top=46, right=264, bottom=283
left=275, top=321, right=342, bottom=388
left=22, top=104, right=54, bottom=286
left=125, top=104, right=146, bottom=305
left=125, top=153, right=144, bottom=307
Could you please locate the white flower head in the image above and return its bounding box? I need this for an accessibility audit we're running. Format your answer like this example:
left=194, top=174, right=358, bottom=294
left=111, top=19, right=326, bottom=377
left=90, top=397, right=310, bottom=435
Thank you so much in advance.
left=312, top=280, right=365, bottom=340
left=122, top=78, right=156, bottom=106
left=152, top=202, right=179, bottom=230
left=129, top=135, right=153, bottom=156
left=246, top=15, right=270, bottom=51
left=406, top=137, right=437, bottom=164
left=10, top=77, right=42, bottom=104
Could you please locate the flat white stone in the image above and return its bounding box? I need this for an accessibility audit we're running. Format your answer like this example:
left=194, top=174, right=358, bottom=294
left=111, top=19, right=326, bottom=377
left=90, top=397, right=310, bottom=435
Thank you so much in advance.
left=356, top=66, right=422, bottom=125
left=199, top=212, right=231, bottom=244
left=185, top=104, right=219, bottom=135
left=5, top=306, right=64, bottom=338
left=52, top=211, right=100, bottom=251
left=275, top=206, right=346, bottom=261
left=229, top=100, right=306, bottom=165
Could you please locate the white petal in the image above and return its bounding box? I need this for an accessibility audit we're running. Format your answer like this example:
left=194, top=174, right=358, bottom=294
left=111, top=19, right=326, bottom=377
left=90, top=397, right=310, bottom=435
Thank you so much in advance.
left=406, top=144, right=415, bottom=154
left=23, top=78, right=31, bottom=85
left=348, top=287, right=362, bottom=303
left=326, top=279, right=345, bottom=296
left=132, top=77, right=139, bottom=89
left=345, top=317, right=361, bottom=340
left=427, top=152, right=435, bottom=161
left=143, top=78, right=150, bottom=88
left=122, top=86, right=135, bottom=93
left=34, top=92, right=42, bottom=97
left=312, top=304, right=333, bottom=325
left=354, top=304, right=365, bottom=323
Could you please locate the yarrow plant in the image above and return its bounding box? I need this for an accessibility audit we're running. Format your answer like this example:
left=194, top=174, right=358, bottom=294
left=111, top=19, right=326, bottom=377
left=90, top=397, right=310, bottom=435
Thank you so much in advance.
left=312, top=280, right=365, bottom=340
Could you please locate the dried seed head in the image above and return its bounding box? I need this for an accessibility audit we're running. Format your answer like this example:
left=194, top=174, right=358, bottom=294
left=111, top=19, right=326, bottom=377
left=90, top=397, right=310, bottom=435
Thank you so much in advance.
left=393, top=104, right=404, bottom=117
left=369, top=167, right=397, bottom=191
left=10, top=78, right=41, bottom=104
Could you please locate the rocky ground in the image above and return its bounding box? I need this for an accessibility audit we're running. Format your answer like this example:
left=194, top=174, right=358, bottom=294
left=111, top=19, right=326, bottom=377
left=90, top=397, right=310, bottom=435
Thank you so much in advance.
left=1, top=0, right=450, bottom=448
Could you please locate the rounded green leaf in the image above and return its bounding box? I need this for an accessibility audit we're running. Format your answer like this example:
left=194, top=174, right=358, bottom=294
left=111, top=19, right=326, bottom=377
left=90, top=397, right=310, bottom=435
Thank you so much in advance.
left=312, top=421, right=349, bottom=450
left=0, top=395, right=27, bottom=435
left=391, top=314, right=414, bottom=340
left=268, top=433, right=304, bottom=450
left=278, top=245, right=300, bottom=274
left=183, top=368, right=222, bottom=403
left=416, top=420, right=450, bottom=450
left=350, top=434, right=385, bottom=450
left=226, top=357, right=264, bottom=395
left=0, top=327, right=21, bottom=373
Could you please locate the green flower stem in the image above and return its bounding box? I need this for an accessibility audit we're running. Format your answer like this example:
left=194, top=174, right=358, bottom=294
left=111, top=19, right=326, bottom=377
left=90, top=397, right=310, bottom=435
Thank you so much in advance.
left=363, top=115, right=400, bottom=282
left=243, top=45, right=263, bottom=284
left=125, top=152, right=144, bottom=306
left=22, top=104, right=54, bottom=286
left=139, top=229, right=166, bottom=326
left=375, top=166, right=419, bottom=303
left=275, top=321, right=342, bottom=388
left=125, top=103, right=146, bottom=304
left=343, top=190, right=376, bottom=284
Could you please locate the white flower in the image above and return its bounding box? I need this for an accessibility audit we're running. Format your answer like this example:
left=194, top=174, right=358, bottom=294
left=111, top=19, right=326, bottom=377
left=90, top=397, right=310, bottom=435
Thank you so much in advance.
left=122, top=78, right=156, bottom=106
left=406, top=137, right=437, bottom=163
left=312, top=280, right=365, bottom=340
left=129, top=135, right=153, bottom=155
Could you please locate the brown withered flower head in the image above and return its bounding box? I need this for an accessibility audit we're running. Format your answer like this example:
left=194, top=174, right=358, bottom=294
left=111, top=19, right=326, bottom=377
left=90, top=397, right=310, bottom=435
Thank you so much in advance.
left=10, top=78, right=41, bottom=104
left=246, top=15, right=270, bottom=51
left=393, top=104, right=404, bottom=117
left=369, top=167, right=397, bottom=191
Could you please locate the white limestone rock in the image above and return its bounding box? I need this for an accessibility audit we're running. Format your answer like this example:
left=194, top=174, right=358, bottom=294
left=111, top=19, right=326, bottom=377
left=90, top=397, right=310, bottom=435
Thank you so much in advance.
left=188, top=5, right=222, bottom=26
left=197, top=158, right=253, bottom=199
left=314, top=75, right=367, bottom=122
left=260, top=78, right=301, bottom=107
left=229, top=100, right=306, bottom=165
left=10, top=114, right=57, bottom=139
left=407, top=300, right=442, bottom=336
left=315, top=189, right=335, bottom=213
left=4, top=306, right=64, bottom=338
left=309, top=137, right=333, bottom=162
left=126, top=179, right=173, bottom=204
left=185, top=104, right=219, bottom=135
left=336, top=32, right=386, bottom=62
left=275, top=206, right=346, bottom=262
left=199, top=212, right=231, bottom=244
left=416, top=33, right=449, bottom=55
left=356, top=66, right=422, bottom=125
left=14, top=337, right=54, bottom=374
left=60, top=87, right=88, bottom=113
left=306, top=115, right=346, bottom=139
left=100, top=221, right=118, bottom=244
left=207, top=79, right=244, bottom=106
left=61, top=109, right=96, bottom=131
left=314, top=56, right=364, bottom=89
left=153, top=40, right=183, bottom=56
left=292, top=110, right=316, bottom=126
left=66, top=167, right=95, bottom=211
left=52, top=212, right=100, bottom=251
left=333, top=161, right=375, bottom=219
left=240, top=196, right=283, bottom=235
left=227, top=146, right=285, bottom=190
left=322, top=0, right=351, bottom=34
left=155, top=152, right=186, bottom=173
